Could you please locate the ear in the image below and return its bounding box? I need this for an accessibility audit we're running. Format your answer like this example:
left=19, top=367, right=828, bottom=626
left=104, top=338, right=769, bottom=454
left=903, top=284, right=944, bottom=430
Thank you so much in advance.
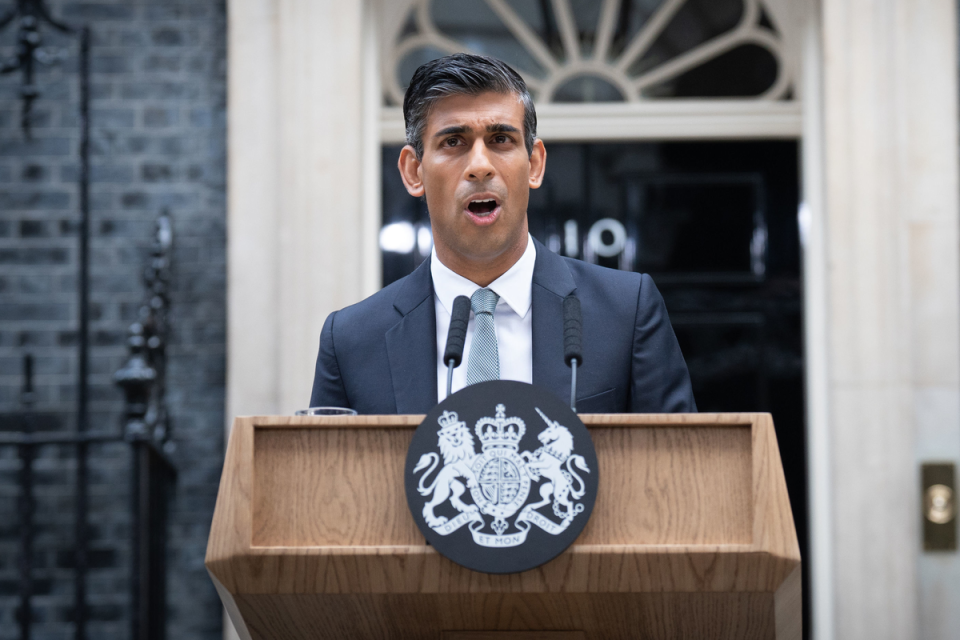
left=528, top=138, right=546, bottom=189
left=398, top=145, right=424, bottom=198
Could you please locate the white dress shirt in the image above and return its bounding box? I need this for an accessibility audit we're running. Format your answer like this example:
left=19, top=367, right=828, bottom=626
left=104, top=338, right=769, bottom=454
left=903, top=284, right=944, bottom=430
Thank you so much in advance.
left=432, top=234, right=536, bottom=402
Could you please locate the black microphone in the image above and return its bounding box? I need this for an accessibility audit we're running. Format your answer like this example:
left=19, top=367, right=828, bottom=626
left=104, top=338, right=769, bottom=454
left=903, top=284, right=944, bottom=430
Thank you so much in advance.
left=444, top=295, right=471, bottom=398
left=563, top=295, right=583, bottom=412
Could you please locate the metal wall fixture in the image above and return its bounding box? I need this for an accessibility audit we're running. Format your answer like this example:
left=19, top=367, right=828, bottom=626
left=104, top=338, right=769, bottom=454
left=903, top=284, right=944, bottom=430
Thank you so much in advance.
left=0, top=0, right=78, bottom=137
left=922, top=462, right=957, bottom=552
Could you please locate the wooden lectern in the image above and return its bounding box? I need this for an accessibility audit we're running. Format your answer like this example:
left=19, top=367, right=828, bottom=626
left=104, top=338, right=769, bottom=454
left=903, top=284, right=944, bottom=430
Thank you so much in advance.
left=206, top=413, right=800, bottom=639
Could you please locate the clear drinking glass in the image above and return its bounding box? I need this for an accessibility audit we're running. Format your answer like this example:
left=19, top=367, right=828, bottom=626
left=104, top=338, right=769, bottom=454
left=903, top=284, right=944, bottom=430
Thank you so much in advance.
left=294, top=407, right=358, bottom=416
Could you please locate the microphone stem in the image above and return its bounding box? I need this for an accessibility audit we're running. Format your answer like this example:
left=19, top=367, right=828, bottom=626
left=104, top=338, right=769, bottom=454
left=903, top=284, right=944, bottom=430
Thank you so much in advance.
left=446, top=359, right=455, bottom=399
left=570, top=359, right=578, bottom=413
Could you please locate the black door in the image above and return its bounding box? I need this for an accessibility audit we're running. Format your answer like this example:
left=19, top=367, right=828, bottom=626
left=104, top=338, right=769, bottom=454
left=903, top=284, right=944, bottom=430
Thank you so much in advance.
left=381, top=139, right=807, bottom=634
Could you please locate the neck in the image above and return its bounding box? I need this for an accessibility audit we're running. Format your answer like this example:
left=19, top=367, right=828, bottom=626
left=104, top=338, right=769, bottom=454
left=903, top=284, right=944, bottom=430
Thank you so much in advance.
left=435, top=234, right=529, bottom=287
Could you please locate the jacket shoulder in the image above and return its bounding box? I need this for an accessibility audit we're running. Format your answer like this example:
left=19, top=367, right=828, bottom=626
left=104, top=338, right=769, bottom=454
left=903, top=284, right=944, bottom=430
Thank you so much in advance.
left=326, top=274, right=410, bottom=336
left=561, top=256, right=646, bottom=298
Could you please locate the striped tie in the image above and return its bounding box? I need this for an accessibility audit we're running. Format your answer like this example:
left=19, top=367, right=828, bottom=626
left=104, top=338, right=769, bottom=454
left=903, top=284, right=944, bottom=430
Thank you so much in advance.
left=466, top=288, right=500, bottom=386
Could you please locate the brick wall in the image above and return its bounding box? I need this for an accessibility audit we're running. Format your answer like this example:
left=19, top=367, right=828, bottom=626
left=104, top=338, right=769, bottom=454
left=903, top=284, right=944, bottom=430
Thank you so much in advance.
left=0, top=2, right=226, bottom=638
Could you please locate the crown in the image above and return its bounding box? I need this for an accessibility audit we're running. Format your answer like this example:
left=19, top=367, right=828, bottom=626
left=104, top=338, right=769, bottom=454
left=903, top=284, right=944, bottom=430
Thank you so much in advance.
left=437, top=410, right=465, bottom=436
left=474, top=404, right=525, bottom=452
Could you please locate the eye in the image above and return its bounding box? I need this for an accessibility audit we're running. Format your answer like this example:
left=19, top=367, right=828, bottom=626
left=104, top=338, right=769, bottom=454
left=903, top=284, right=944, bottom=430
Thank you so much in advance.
left=443, top=137, right=461, bottom=147
left=493, top=134, right=509, bottom=144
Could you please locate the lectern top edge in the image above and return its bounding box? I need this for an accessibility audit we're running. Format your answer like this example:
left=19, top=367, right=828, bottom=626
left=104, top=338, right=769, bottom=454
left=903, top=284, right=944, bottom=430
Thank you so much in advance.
left=235, top=541, right=765, bottom=555
left=235, top=412, right=771, bottom=429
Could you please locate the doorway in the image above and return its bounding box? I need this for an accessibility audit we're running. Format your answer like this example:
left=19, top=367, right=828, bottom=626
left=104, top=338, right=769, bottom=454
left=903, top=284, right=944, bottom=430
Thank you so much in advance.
left=380, top=138, right=807, bottom=633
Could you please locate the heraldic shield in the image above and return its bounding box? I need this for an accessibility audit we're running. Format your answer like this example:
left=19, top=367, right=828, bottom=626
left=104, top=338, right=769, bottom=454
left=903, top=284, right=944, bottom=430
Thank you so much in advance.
left=404, top=380, right=599, bottom=574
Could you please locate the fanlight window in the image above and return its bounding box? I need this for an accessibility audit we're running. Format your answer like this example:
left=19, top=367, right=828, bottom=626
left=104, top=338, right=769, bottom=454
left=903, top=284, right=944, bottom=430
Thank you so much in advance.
left=384, top=0, right=791, bottom=106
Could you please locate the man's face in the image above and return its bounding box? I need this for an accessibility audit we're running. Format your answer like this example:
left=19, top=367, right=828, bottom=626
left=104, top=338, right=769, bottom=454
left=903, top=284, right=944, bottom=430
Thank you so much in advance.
left=398, top=91, right=546, bottom=279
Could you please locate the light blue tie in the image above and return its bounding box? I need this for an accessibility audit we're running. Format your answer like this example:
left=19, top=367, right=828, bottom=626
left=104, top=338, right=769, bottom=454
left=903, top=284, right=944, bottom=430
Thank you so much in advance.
left=466, top=288, right=500, bottom=386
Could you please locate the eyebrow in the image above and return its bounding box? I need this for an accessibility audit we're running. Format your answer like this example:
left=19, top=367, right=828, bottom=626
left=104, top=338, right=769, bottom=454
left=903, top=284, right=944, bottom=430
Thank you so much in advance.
left=433, top=123, right=521, bottom=137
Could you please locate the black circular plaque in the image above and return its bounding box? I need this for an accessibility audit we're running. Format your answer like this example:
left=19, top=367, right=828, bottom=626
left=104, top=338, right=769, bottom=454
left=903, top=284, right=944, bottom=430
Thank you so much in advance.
left=404, top=380, right=599, bottom=574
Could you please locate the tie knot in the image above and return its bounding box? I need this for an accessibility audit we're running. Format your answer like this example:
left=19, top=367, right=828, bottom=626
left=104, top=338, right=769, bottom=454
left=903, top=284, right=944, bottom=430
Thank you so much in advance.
left=471, top=288, right=499, bottom=315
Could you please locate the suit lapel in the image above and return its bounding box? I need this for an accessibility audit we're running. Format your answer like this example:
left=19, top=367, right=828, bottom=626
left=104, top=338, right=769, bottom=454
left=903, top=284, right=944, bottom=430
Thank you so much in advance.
left=530, top=238, right=577, bottom=402
left=385, top=240, right=575, bottom=413
left=385, top=258, right=438, bottom=414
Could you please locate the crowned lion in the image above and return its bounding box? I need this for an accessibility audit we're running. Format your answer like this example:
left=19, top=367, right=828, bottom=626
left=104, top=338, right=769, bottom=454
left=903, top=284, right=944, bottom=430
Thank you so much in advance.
left=413, top=410, right=479, bottom=527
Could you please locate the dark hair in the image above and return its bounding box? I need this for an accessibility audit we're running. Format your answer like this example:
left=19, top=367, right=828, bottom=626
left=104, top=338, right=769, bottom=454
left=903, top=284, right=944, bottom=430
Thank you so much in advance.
left=403, top=53, right=537, bottom=160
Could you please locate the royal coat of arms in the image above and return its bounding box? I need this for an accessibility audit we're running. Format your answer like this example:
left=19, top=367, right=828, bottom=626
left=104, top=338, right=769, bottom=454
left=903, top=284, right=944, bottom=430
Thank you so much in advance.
left=412, top=403, right=591, bottom=547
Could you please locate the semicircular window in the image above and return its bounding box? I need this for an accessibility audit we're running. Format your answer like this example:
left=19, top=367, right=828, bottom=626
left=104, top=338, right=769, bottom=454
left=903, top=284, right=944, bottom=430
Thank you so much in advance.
left=383, top=0, right=791, bottom=106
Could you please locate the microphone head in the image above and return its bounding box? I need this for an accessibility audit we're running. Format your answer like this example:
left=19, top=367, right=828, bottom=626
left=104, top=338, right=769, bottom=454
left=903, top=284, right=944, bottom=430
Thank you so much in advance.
left=563, top=295, right=583, bottom=367
left=443, top=295, right=471, bottom=367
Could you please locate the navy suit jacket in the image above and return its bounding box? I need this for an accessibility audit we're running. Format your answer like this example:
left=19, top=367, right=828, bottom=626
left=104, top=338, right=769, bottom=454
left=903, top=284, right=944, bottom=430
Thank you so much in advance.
left=310, top=238, right=696, bottom=414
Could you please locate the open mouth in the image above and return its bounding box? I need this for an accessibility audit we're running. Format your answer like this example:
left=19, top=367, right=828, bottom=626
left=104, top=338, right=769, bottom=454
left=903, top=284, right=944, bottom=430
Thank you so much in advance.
left=467, top=198, right=498, bottom=216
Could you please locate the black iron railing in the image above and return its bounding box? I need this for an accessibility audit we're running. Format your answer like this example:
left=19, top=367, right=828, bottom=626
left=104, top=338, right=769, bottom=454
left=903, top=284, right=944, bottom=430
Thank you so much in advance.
left=116, top=214, right=177, bottom=640
left=2, top=214, right=176, bottom=640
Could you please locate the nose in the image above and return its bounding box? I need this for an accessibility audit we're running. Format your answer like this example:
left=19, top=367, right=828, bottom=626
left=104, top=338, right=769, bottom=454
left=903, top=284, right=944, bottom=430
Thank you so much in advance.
left=465, top=139, right=495, bottom=181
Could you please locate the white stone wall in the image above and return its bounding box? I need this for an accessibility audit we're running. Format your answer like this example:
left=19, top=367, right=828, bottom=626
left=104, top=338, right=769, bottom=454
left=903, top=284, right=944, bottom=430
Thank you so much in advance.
left=227, top=0, right=380, bottom=421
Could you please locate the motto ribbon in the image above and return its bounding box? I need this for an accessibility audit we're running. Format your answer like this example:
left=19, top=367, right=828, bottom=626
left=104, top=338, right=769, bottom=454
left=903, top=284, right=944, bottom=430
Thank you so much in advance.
left=468, top=519, right=530, bottom=547
left=428, top=506, right=578, bottom=548
left=516, top=505, right=576, bottom=536
left=429, top=510, right=484, bottom=537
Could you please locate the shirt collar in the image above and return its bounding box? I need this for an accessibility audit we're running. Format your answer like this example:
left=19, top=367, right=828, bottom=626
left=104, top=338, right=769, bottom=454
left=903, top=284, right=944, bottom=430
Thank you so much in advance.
left=431, top=233, right=536, bottom=319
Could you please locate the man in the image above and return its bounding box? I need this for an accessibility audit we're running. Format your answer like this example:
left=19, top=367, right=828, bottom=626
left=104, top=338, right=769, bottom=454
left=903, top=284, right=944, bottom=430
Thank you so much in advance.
left=311, top=54, right=695, bottom=414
